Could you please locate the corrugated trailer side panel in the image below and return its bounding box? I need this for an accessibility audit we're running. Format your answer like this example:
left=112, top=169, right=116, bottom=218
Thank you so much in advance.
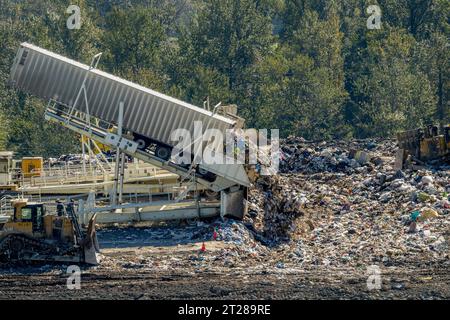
left=9, top=43, right=235, bottom=147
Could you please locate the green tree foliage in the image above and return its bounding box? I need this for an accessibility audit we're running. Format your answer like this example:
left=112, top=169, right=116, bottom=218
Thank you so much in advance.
left=254, top=9, right=349, bottom=139
left=187, top=0, right=273, bottom=86
left=169, top=0, right=274, bottom=112
left=0, top=111, right=8, bottom=149
left=0, top=0, right=448, bottom=156
left=101, top=7, right=168, bottom=90
left=378, top=0, right=448, bottom=37
left=414, top=32, right=450, bottom=126
left=352, top=30, right=437, bottom=136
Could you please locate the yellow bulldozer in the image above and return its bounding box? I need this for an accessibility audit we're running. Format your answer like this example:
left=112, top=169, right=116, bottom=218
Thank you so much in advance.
left=0, top=199, right=99, bottom=265
left=396, top=124, right=450, bottom=169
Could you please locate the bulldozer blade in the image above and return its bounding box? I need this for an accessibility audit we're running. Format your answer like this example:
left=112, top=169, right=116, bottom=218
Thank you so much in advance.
left=81, top=213, right=100, bottom=265
left=83, top=244, right=100, bottom=265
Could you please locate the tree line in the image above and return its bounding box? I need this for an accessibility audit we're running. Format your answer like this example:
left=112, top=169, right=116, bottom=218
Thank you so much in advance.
left=0, top=0, right=448, bottom=156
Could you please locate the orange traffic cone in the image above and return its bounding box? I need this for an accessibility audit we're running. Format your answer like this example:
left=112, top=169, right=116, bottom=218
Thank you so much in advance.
left=200, top=242, right=206, bottom=252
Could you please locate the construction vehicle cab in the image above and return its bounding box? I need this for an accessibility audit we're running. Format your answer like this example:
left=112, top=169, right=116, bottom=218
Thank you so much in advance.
left=12, top=201, right=45, bottom=234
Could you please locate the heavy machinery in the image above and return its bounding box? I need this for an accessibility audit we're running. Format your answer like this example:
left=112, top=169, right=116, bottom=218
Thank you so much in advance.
left=0, top=199, right=99, bottom=264
left=396, top=124, right=450, bottom=168
left=8, top=42, right=254, bottom=219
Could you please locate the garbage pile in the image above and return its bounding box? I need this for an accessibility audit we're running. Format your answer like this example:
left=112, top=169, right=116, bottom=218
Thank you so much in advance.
left=247, top=175, right=307, bottom=243
left=280, top=137, right=398, bottom=174
left=244, top=138, right=450, bottom=268
left=214, top=219, right=255, bottom=246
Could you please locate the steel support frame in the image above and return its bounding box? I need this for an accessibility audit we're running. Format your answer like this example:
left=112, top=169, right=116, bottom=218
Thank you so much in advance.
left=44, top=109, right=238, bottom=192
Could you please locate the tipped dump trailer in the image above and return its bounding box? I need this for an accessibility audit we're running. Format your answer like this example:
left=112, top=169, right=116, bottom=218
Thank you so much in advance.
left=8, top=43, right=251, bottom=218
left=8, top=43, right=239, bottom=158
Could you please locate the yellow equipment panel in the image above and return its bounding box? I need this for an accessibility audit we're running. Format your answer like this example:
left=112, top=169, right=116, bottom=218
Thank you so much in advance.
left=43, top=215, right=75, bottom=243
left=3, top=221, right=33, bottom=236
left=22, top=157, right=43, bottom=178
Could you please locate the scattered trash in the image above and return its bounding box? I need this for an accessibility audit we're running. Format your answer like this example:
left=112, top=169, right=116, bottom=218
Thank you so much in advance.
left=48, top=138, right=449, bottom=277
left=418, top=208, right=439, bottom=221
left=417, top=192, right=431, bottom=203
left=391, top=283, right=405, bottom=290
left=243, top=138, right=450, bottom=268
left=351, top=150, right=371, bottom=165
left=421, top=176, right=434, bottom=185
left=410, top=211, right=421, bottom=222
left=408, top=221, right=418, bottom=233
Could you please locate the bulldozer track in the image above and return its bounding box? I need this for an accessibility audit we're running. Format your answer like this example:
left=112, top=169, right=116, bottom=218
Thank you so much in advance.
left=0, top=233, right=78, bottom=261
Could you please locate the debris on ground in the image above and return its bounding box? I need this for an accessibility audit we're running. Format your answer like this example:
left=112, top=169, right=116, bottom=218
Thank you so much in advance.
left=244, top=138, right=449, bottom=269
left=86, top=138, right=449, bottom=273
left=1, top=138, right=449, bottom=299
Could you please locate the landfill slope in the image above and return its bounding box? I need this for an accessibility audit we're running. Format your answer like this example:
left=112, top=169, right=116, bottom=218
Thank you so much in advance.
left=0, top=139, right=449, bottom=299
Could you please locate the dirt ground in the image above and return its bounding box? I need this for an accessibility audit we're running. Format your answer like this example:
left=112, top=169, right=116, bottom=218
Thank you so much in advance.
left=0, top=234, right=448, bottom=300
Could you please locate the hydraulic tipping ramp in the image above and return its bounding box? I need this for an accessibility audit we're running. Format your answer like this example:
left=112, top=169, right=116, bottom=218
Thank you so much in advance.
left=44, top=105, right=249, bottom=219
left=44, top=105, right=249, bottom=192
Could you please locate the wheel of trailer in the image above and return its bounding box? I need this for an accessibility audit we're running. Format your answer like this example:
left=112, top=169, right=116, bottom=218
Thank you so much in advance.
left=203, top=189, right=219, bottom=200
left=196, top=167, right=216, bottom=181
left=9, top=237, right=24, bottom=259
left=186, top=218, right=199, bottom=226
left=197, top=167, right=208, bottom=176
left=155, top=145, right=171, bottom=160
left=136, top=138, right=148, bottom=150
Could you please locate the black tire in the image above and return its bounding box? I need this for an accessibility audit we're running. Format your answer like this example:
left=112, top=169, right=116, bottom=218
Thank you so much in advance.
left=197, top=167, right=209, bottom=176
left=196, top=167, right=216, bottom=181
left=155, top=145, right=171, bottom=160
left=205, top=172, right=217, bottom=181
left=136, top=138, right=148, bottom=150
left=203, top=189, right=219, bottom=200
left=186, top=218, right=198, bottom=226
